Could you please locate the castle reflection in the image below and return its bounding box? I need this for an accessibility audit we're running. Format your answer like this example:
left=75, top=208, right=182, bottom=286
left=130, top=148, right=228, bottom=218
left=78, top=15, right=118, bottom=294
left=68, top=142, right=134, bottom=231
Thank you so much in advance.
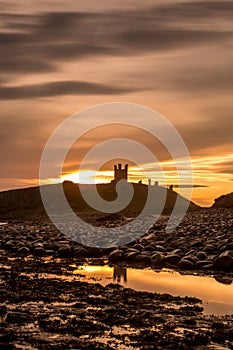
left=113, top=266, right=127, bottom=283
left=73, top=264, right=233, bottom=315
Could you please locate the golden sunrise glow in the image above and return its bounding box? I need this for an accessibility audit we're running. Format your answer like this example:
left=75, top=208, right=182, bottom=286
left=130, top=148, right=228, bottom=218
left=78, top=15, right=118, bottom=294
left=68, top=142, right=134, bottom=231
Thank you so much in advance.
left=49, top=152, right=233, bottom=207
left=74, top=265, right=113, bottom=274
left=1, top=1, right=232, bottom=214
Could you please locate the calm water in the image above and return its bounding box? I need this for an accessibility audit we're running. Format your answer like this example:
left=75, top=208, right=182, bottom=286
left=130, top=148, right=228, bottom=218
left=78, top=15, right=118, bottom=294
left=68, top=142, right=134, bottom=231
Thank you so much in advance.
left=72, top=265, right=233, bottom=315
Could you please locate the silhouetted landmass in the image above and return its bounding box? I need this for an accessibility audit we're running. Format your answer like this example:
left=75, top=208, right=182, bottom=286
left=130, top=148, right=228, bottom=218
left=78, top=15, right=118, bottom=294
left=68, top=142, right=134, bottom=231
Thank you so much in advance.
left=0, top=181, right=201, bottom=217
left=212, top=192, right=233, bottom=208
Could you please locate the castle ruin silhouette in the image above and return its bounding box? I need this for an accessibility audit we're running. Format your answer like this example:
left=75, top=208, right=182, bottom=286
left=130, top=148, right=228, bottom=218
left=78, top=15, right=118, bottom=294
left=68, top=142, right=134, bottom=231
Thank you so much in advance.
left=111, top=163, right=160, bottom=187
left=112, top=163, right=128, bottom=183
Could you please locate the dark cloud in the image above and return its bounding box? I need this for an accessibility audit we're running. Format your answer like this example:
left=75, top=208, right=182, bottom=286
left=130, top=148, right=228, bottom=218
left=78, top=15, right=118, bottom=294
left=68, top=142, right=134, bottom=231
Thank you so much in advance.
left=0, top=58, right=54, bottom=74
left=0, top=80, right=138, bottom=100
left=118, top=28, right=230, bottom=52
left=0, top=1, right=232, bottom=76
left=150, top=1, right=233, bottom=19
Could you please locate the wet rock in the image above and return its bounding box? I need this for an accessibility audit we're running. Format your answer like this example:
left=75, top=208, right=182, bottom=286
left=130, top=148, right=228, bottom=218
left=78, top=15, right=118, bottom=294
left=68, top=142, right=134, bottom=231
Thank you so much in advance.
left=124, top=248, right=140, bottom=258
left=124, top=249, right=140, bottom=261
left=33, top=242, right=44, bottom=248
left=87, top=247, right=102, bottom=258
left=44, top=249, right=54, bottom=256
left=163, top=254, right=181, bottom=265
left=34, top=247, right=45, bottom=256
left=214, top=251, right=233, bottom=271
left=57, top=245, right=72, bottom=258
left=227, top=250, right=233, bottom=257
left=185, top=249, right=196, bottom=257
left=133, top=244, right=144, bottom=251
left=125, top=247, right=140, bottom=254
left=196, top=260, right=213, bottom=269
left=183, top=255, right=197, bottom=264
left=0, top=328, right=17, bottom=343
left=143, top=244, right=156, bottom=252
left=17, top=246, right=30, bottom=255
left=170, top=248, right=183, bottom=255
left=155, top=245, right=165, bottom=252
left=108, top=249, right=123, bottom=263
left=5, top=241, right=17, bottom=253
left=203, top=245, right=215, bottom=254
left=0, top=304, right=7, bottom=317
left=73, top=247, right=88, bottom=258
left=141, top=250, right=152, bottom=256
left=191, top=240, right=203, bottom=248
left=177, top=259, right=194, bottom=270
left=225, top=242, right=233, bottom=251
left=52, top=243, right=62, bottom=252
left=5, top=311, right=29, bottom=324
left=202, top=263, right=214, bottom=270
left=196, top=251, right=208, bottom=260
left=134, top=254, right=151, bottom=264
left=214, top=275, right=233, bottom=285
left=151, top=252, right=163, bottom=264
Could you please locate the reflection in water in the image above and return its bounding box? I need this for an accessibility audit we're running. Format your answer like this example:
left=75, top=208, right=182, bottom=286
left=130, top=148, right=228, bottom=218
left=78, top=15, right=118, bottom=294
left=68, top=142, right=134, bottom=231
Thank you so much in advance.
left=74, top=265, right=233, bottom=316
left=214, top=275, right=232, bottom=285
left=113, top=266, right=127, bottom=283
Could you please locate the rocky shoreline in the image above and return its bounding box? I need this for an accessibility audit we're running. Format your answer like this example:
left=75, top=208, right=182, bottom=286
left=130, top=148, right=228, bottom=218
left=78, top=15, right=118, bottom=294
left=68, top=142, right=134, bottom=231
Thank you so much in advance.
left=1, top=208, right=233, bottom=349
left=109, top=208, right=233, bottom=273
left=1, top=208, right=233, bottom=274
left=1, top=254, right=233, bottom=349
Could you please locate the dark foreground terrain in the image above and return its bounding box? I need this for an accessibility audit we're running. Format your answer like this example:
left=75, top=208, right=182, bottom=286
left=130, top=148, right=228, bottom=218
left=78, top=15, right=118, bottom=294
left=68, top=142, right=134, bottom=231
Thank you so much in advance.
left=0, top=208, right=233, bottom=349
left=0, top=255, right=233, bottom=350
left=1, top=208, right=233, bottom=273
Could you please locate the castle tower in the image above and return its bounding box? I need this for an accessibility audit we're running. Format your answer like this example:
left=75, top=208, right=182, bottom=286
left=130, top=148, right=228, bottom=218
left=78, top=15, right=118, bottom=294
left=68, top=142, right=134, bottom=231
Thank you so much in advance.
left=113, top=163, right=128, bottom=183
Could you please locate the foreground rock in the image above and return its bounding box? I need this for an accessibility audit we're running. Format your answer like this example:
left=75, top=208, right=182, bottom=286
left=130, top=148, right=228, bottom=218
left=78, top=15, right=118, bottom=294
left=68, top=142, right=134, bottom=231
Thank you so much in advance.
left=0, top=208, right=233, bottom=274
left=0, top=256, right=232, bottom=349
left=114, top=208, right=233, bottom=273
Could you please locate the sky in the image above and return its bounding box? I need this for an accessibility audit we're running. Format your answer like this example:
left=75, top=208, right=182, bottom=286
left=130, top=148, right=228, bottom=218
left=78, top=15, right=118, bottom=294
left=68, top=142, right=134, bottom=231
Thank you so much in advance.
left=0, top=0, right=233, bottom=206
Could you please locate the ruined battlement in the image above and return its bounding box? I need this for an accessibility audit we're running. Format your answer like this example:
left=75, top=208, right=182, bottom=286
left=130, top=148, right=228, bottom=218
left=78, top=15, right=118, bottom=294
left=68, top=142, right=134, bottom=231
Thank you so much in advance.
left=113, top=163, right=128, bottom=183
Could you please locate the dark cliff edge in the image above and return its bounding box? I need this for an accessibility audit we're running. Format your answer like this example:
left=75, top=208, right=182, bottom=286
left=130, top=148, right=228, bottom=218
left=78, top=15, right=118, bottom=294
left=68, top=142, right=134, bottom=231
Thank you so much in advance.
left=0, top=186, right=42, bottom=213
left=212, top=192, right=233, bottom=209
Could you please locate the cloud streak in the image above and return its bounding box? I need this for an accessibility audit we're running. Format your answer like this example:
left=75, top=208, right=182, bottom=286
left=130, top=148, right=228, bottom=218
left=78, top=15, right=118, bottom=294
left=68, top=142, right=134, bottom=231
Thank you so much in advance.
left=0, top=80, right=139, bottom=100
left=0, top=0, right=232, bottom=205
left=0, top=1, right=232, bottom=77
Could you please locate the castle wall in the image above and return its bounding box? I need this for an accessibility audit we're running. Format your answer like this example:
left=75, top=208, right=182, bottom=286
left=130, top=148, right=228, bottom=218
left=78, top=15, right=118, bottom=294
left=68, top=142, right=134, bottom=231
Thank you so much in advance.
left=113, top=164, right=128, bottom=182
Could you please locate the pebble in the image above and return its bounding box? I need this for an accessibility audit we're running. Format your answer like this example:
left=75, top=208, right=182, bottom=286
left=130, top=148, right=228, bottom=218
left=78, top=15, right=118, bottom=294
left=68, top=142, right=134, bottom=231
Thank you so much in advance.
left=108, top=249, right=123, bottom=263
left=17, top=246, right=30, bottom=255
left=1, top=208, right=233, bottom=273
left=57, top=245, right=72, bottom=258
left=214, top=251, right=233, bottom=271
